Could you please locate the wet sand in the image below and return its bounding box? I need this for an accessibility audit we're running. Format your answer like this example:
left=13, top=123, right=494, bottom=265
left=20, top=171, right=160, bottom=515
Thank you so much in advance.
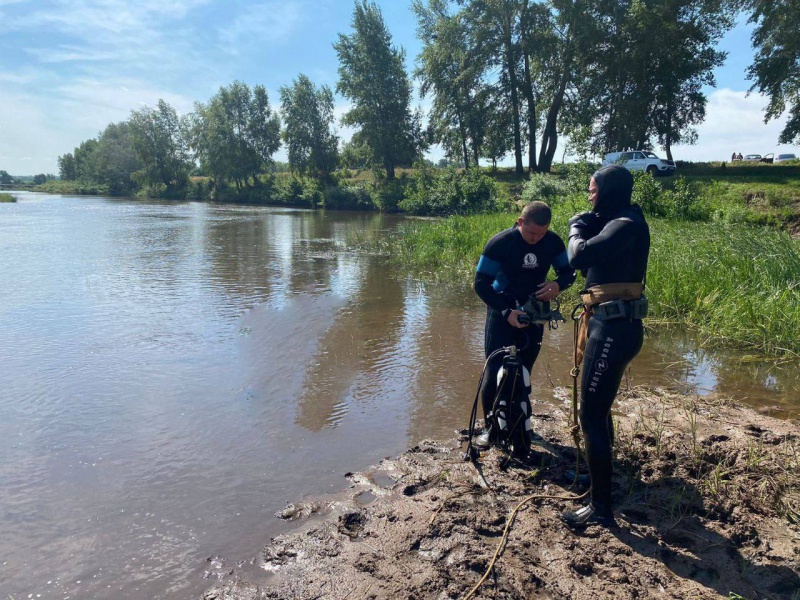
left=202, top=387, right=800, bottom=599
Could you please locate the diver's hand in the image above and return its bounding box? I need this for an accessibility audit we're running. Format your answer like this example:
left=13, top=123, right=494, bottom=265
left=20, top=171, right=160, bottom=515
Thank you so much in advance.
left=569, top=211, right=601, bottom=239
left=569, top=211, right=599, bottom=228
left=535, top=281, right=560, bottom=301
left=504, top=309, right=529, bottom=328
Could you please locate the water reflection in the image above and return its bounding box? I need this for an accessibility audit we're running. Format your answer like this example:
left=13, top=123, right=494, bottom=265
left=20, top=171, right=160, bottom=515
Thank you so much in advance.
left=644, top=331, right=800, bottom=415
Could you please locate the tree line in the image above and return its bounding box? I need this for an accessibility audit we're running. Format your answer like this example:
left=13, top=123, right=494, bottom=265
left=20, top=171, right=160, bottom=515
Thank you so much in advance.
left=52, top=0, right=798, bottom=200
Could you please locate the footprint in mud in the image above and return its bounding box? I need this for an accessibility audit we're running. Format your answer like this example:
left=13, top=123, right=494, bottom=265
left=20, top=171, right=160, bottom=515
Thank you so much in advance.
left=744, top=424, right=766, bottom=436
left=701, top=434, right=730, bottom=445
left=402, top=478, right=438, bottom=497
left=338, top=511, right=366, bottom=538
left=262, top=544, right=299, bottom=571
left=275, top=501, right=320, bottom=521
left=570, top=557, right=594, bottom=576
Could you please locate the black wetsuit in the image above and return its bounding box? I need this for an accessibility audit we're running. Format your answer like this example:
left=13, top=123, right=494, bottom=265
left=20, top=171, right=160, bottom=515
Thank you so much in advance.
left=567, top=165, right=650, bottom=514
left=474, top=225, right=575, bottom=422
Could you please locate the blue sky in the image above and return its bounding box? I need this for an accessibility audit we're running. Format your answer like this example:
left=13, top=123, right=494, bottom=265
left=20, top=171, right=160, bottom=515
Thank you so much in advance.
left=0, top=0, right=796, bottom=175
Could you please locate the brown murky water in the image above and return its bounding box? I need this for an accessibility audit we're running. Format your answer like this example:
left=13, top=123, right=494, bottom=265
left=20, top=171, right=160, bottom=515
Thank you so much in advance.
left=0, top=193, right=797, bottom=599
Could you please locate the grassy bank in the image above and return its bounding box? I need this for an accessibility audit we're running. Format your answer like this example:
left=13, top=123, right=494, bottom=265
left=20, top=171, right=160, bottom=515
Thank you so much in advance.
left=0, top=192, right=16, bottom=202
left=672, top=162, right=800, bottom=229
left=35, top=179, right=111, bottom=196
left=648, top=220, right=800, bottom=356
left=360, top=211, right=800, bottom=357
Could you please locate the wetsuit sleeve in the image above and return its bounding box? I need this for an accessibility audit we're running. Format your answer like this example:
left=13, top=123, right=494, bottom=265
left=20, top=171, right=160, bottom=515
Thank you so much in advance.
left=474, top=254, right=510, bottom=312
left=568, top=217, right=636, bottom=270
left=552, top=248, right=576, bottom=291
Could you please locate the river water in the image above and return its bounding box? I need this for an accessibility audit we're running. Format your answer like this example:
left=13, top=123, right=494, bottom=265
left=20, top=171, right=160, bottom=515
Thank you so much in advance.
left=1, top=192, right=797, bottom=599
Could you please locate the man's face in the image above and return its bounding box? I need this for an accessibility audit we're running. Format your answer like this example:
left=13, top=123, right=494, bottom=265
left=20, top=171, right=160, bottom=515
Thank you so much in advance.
left=588, top=177, right=599, bottom=208
left=517, top=218, right=549, bottom=244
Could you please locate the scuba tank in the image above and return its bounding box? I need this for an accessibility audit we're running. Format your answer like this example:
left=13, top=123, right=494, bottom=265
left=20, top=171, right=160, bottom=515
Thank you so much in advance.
left=490, top=347, right=533, bottom=458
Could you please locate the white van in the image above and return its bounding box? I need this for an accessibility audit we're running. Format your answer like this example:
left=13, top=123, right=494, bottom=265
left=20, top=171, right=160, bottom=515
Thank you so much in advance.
left=602, top=150, right=676, bottom=176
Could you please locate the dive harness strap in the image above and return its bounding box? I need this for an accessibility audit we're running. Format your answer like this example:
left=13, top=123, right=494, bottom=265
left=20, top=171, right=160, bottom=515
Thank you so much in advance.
left=569, top=282, right=645, bottom=487
left=576, top=283, right=646, bottom=365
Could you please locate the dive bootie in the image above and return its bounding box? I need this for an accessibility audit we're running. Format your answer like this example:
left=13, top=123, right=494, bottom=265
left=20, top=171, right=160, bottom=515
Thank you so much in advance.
left=473, top=426, right=494, bottom=449
left=561, top=503, right=615, bottom=528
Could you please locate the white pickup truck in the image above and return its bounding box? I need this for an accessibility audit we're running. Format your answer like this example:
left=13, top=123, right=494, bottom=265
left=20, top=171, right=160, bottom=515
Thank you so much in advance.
left=602, top=150, right=676, bottom=176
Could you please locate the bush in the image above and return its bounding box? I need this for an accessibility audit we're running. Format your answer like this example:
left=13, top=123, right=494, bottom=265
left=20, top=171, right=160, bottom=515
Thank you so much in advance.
left=631, top=173, right=707, bottom=221
left=632, top=171, right=664, bottom=216
left=36, top=179, right=110, bottom=196
left=521, top=172, right=570, bottom=204
left=273, top=176, right=316, bottom=207
left=188, top=178, right=212, bottom=201
left=374, top=180, right=406, bottom=212
left=400, top=165, right=497, bottom=216
left=662, top=176, right=707, bottom=220
left=323, top=184, right=376, bottom=210
left=560, top=162, right=598, bottom=194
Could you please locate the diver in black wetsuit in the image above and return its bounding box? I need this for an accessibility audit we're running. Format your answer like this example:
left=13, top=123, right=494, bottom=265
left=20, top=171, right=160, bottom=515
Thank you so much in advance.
left=473, top=201, right=576, bottom=449
left=562, top=164, right=650, bottom=528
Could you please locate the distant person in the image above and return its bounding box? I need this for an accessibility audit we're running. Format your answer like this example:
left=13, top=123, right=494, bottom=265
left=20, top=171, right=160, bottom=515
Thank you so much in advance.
left=731, top=151, right=737, bottom=162
left=473, top=201, right=576, bottom=450
left=737, top=153, right=743, bottom=161
left=561, top=165, right=650, bottom=528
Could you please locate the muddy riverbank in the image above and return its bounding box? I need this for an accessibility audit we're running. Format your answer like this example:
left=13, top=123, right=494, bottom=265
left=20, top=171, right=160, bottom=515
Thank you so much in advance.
left=203, top=387, right=799, bottom=599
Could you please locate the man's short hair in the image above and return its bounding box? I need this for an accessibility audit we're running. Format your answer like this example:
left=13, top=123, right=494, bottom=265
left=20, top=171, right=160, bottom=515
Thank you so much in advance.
left=521, top=201, right=552, bottom=226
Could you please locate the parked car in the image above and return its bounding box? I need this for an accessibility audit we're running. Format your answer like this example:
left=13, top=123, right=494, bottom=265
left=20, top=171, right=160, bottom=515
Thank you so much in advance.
left=742, top=154, right=762, bottom=161
left=602, top=150, right=676, bottom=176
left=761, top=153, right=774, bottom=164
left=774, top=153, right=797, bottom=163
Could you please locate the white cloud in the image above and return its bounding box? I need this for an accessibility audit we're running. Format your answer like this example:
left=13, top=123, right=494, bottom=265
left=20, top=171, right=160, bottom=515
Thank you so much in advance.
left=218, top=1, right=307, bottom=52
left=672, top=88, right=798, bottom=161
left=6, top=0, right=210, bottom=83
left=0, top=89, right=73, bottom=175
left=26, top=45, right=120, bottom=64
left=0, top=78, right=195, bottom=174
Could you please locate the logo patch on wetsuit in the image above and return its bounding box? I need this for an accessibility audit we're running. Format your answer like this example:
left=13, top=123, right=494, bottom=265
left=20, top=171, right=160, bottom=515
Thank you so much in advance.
left=594, top=359, right=608, bottom=372
left=523, top=253, right=538, bottom=269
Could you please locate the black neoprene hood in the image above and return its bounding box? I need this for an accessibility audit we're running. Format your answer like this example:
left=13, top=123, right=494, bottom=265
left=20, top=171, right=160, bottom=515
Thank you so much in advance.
left=592, top=164, right=634, bottom=218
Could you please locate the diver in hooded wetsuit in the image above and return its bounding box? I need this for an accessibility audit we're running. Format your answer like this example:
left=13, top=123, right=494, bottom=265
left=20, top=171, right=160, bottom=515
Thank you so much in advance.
left=562, top=165, right=650, bottom=527
left=473, top=201, right=576, bottom=449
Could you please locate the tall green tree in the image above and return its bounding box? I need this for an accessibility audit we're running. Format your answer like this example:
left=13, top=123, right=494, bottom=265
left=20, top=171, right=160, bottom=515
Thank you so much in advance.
left=581, top=0, right=731, bottom=158
left=279, top=74, right=339, bottom=184
left=58, top=153, right=76, bottom=181
left=73, top=138, right=99, bottom=182
left=93, top=121, right=141, bottom=194
left=190, top=81, right=281, bottom=191
left=523, top=0, right=595, bottom=172
left=334, top=0, right=419, bottom=180
left=744, top=0, right=800, bottom=144
left=129, top=99, right=193, bottom=194
left=340, top=138, right=372, bottom=170
left=458, top=0, right=526, bottom=174
left=413, top=0, right=487, bottom=168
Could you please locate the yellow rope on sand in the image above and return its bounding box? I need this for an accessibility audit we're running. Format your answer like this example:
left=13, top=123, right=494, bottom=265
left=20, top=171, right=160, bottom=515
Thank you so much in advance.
left=462, top=488, right=589, bottom=600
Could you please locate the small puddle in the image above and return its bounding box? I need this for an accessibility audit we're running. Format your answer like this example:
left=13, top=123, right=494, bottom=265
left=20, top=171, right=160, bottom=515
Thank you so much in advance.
left=354, top=491, right=378, bottom=506
left=371, top=472, right=396, bottom=489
